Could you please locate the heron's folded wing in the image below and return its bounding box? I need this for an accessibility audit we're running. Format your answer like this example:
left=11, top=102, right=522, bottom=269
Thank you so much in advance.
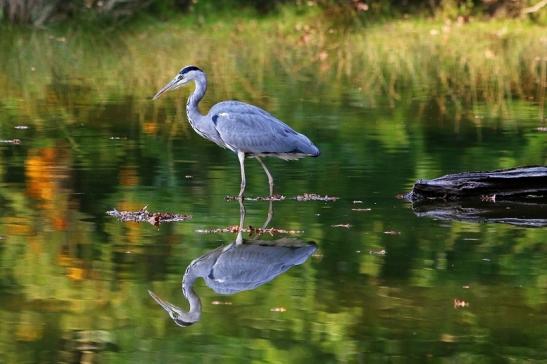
left=207, top=244, right=316, bottom=295
left=210, top=102, right=317, bottom=155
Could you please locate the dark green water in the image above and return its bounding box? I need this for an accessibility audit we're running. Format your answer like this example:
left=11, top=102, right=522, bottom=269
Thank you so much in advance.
left=0, top=70, right=546, bottom=363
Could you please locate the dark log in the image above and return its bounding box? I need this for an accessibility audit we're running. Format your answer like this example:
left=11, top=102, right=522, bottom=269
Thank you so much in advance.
left=405, top=166, right=547, bottom=227
left=405, top=166, right=547, bottom=203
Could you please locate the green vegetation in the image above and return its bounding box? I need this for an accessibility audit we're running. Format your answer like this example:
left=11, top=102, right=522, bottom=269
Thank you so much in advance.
left=2, top=0, right=547, bottom=26
left=0, top=6, right=545, bottom=127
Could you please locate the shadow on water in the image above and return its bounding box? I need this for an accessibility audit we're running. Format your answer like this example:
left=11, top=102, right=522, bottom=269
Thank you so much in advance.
left=148, top=200, right=317, bottom=327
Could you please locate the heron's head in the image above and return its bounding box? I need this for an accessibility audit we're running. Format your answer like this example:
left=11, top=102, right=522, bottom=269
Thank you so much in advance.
left=152, top=65, right=204, bottom=100
left=148, top=290, right=199, bottom=327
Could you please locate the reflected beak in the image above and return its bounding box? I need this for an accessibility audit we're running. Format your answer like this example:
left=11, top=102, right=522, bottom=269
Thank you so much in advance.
left=148, top=290, right=180, bottom=313
left=152, top=78, right=178, bottom=100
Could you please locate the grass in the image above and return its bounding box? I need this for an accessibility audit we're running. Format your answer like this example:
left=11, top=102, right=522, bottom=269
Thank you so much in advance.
left=0, top=8, right=545, bottom=122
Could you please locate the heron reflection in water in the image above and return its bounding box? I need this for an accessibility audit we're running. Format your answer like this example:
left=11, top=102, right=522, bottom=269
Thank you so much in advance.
left=148, top=201, right=316, bottom=327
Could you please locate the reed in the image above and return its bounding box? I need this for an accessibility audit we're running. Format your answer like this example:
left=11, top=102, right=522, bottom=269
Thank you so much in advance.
left=0, top=13, right=544, bottom=122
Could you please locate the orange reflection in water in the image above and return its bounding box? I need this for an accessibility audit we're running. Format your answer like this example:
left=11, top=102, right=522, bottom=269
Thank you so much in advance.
left=143, top=121, right=158, bottom=135
left=119, top=165, right=139, bottom=187
left=25, top=146, right=72, bottom=231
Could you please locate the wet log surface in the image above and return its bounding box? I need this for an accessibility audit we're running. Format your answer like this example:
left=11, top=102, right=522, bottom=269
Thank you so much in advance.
left=405, top=166, right=547, bottom=227
left=406, top=166, right=547, bottom=202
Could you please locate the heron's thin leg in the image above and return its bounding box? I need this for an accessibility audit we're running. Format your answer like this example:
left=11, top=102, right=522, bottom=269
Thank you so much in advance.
left=237, top=151, right=246, bottom=199
left=262, top=200, right=273, bottom=229
left=256, top=156, right=274, bottom=196
left=236, top=198, right=246, bottom=245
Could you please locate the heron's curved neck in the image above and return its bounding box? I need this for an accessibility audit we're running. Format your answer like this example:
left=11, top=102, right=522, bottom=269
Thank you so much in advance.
left=180, top=269, right=202, bottom=323
left=186, top=73, right=207, bottom=129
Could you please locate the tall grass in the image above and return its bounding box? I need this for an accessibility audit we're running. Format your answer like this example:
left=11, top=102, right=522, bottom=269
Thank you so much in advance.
left=0, top=12, right=545, bottom=121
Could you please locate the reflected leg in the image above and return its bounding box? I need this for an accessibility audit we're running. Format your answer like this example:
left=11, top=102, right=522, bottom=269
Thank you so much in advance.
left=256, top=157, right=274, bottom=196
left=262, top=200, right=273, bottom=229
left=236, top=198, right=246, bottom=245
left=238, top=151, right=246, bottom=199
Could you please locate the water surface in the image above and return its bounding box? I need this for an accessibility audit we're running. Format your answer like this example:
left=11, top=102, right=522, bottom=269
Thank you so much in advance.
left=0, top=65, right=546, bottom=363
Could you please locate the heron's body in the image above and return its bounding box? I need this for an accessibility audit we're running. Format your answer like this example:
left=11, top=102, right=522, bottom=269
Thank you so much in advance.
left=153, top=65, right=319, bottom=197
left=205, top=101, right=318, bottom=159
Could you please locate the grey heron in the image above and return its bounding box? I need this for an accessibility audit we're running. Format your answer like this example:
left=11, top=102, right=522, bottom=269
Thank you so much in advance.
left=152, top=65, right=320, bottom=198
left=148, top=201, right=316, bottom=327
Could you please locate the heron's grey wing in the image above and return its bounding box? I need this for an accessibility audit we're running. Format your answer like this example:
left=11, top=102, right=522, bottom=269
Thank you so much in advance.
left=209, top=102, right=319, bottom=156
left=205, top=243, right=317, bottom=295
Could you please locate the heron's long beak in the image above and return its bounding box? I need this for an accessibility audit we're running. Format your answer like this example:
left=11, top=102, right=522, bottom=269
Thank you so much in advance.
left=148, top=290, right=180, bottom=313
left=152, top=78, right=178, bottom=100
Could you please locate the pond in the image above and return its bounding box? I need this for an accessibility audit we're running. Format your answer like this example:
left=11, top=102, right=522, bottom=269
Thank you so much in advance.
left=0, top=59, right=545, bottom=363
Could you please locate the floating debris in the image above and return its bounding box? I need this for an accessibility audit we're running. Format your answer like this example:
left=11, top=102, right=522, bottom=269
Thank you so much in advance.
left=352, top=208, right=371, bottom=212
left=0, top=139, right=21, bottom=145
left=14, top=125, right=29, bottom=129
left=369, top=249, right=386, bottom=256
left=353, top=200, right=363, bottom=204
left=225, top=194, right=286, bottom=201
left=197, top=225, right=241, bottom=234
left=185, top=175, right=193, bottom=179
left=248, top=225, right=303, bottom=236
left=224, top=193, right=338, bottom=202
left=197, top=225, right=303, bottom=236
left=384, top=230, right=401, bottom=235
left=295, top=193, right=338, bottom=202
left=331, top=224, right=351, bottom=228
left=453, top=298, right=470, bottom=309
left=270, top=307, right=287, bottom=312
left=106, top=206, right=191, bottom=227
left=537, top=127, right=547, bottom=132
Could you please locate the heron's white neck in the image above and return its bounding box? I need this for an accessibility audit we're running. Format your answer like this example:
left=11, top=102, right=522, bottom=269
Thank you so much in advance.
left=186, top=73, right=207, bottom=131
left=179, top=269, right=202, bottom=324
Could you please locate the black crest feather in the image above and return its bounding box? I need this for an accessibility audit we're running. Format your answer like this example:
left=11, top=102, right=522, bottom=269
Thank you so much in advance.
left=180, top=66, right=202, bottom=75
